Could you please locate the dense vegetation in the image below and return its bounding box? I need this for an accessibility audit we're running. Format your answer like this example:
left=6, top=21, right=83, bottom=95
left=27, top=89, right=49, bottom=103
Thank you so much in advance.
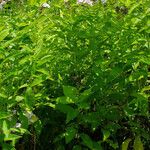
left=0, top=0, right=149, bottom=149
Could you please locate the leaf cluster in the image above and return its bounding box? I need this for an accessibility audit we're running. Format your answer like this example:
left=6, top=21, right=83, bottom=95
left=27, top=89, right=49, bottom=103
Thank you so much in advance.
left=0, top=0, right=149, bottom=149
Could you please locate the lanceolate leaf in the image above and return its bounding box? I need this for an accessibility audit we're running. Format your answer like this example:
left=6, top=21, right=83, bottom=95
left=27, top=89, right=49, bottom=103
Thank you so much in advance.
left=0, top=29, right=9, bottom=42
left=24, top=87, right=35, bottom=109
left=0, top=112, right=12, bottom=120
left=4, top=134, right=21, bottom=141
left=80, top=133, right=93, bottom=149
left=63, top=86, right=78, bottom=100
left=65, top=127, right=77, bottom=144
left=133, top=136, right=144, bottom=150
left=122, top=138, right=132, bottom=150
left=56, top=104, right=79, bottom=123
left=103, top=130, right=110, bottom=141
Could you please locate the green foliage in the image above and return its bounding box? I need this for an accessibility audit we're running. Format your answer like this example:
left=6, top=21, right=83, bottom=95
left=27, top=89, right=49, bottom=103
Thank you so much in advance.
left=0, top=0, right=149, bottom=149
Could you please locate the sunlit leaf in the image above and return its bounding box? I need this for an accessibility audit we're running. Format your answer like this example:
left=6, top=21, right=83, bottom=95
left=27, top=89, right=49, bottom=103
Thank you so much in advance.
left=0, top=112, right=12, bottom=120
left=122, top=138, right=131, bottom=150
left=63, top=86, right=78, bottom=101
left=2, top=120, right=9, bottom=138
left=133, top=136, right=144, bottom=150
left=103, top=130, right=110, bottom=141
left=31, top=76, right=44, bottom=87
left=56, top=96, right=74, bottom=104
left=4, top=134, right=21, bottom=141
left=0, top=29, right=9, bottom=42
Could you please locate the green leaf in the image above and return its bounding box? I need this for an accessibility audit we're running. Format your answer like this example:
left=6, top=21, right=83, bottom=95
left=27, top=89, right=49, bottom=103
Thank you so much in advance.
left=78, top=88, right=91, bottom=102
left=128, top=3, right=141, bottom=14
left=0, top=29, right=9, bottom=42
left=24, top=87, right=35, bottom=109
left=93, top=142, right=103, bottom=150
left=106, top=139, right=119, bottom=149
left=15, top=96, right=24, bottom=102
left=104, top=107, right=122, bottom=120
left=19, top=55, right=31, bottom=65
left=28, top=0, right=37, bottom=5
left=31, top=76, right=44, bottom=87
left=103, top=130, right=110, bottom=141
left=2, top=120, right=9, bottom=138
left=37, top=69, right=53, bottom=80
left=58, top=73, right=63, bottom=81
left=122, top=138, right=131, bottom=150
left=142, top=86, right=150, bottom=92
left=56, top=104, right=79, bottom=123
left=66, top=110, right=79, bottom=124
left=73, top=145, right=82, bottom=150
left=2, top=120, right=8, bottom=133
left=80, top=133, right=93, bottom=149
left=37, top=55, right=52, bottom=66
left=110, top=66, right=122, bottom=79
left=63, top=86, right=78, bottom=100
left=65, top=127, right=77, bottom=144
left=1, top=143, right=14, bottom=150
left=34, top=120, right=42, bottom=136
left=133, top=136, right=144, bottom=150
left=0, top=133, right=5, bottom=143
left=82, top=112, right=100, bottom=128
left=56, top=96, right=74, bottom=104
left=140, top=57, right=150, bottom=65
left=19, top=112, right=29, bottom=129
left=4, top=134, right=21, bottom=141
left=0, top=112, right=12, bottom=120
left=0, top=93, right=7, bottom=99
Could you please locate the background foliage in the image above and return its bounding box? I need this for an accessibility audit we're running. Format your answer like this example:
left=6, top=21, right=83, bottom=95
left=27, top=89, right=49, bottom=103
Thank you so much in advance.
left=0, top=0, right=149, bottom=149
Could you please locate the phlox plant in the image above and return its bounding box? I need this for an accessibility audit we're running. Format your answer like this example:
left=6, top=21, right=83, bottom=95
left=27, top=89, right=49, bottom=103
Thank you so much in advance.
left=0, top=0, right=149, bottom=149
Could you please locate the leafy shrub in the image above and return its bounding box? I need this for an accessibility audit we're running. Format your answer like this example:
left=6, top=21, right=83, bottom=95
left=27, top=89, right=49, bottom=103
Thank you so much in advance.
left=0, top=0, right=149, bottom=149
